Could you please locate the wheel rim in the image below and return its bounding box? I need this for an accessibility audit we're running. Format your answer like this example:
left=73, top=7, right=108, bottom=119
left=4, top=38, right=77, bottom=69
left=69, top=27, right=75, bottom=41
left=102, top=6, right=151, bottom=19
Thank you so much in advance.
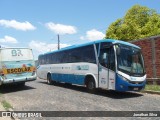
left=88, top=81, right=94, bottom=90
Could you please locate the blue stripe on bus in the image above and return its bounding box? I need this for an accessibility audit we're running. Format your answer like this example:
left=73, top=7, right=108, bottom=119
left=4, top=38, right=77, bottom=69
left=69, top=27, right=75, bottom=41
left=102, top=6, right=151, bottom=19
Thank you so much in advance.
left=51, top=73, right=85, bottom=85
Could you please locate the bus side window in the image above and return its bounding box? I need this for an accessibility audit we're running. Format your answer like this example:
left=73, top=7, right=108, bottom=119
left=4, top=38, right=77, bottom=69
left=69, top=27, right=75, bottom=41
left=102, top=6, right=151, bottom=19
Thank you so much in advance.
left=52, top=53, right=56, bottom=64
left=41, top=55, right=45, bottom=65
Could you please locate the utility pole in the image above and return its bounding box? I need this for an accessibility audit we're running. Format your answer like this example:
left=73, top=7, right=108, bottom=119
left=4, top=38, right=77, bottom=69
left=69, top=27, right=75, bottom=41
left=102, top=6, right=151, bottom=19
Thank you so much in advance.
left=58, top=34, right=60, bottom=50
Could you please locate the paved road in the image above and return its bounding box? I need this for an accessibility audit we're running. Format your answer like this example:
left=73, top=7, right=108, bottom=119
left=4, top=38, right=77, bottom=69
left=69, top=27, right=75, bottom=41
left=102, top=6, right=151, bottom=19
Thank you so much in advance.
left=0, top=79, right=160, bottom=120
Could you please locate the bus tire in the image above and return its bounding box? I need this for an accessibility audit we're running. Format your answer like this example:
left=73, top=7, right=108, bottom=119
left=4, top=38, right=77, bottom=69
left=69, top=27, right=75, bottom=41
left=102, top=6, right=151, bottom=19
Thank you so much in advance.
left=47, top=73, right=54, bottom=85
left=86, top=76, right=96, bottom=93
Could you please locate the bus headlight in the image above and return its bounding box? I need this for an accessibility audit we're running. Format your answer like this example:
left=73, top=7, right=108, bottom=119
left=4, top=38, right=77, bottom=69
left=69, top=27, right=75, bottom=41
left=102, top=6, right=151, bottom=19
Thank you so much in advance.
left=118, top=74, right=130, bottom=82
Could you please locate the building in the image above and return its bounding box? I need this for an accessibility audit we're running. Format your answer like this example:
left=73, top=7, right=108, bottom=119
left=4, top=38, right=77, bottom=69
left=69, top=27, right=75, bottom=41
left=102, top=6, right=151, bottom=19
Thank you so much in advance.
left=131, top=35, right=160, bottom=84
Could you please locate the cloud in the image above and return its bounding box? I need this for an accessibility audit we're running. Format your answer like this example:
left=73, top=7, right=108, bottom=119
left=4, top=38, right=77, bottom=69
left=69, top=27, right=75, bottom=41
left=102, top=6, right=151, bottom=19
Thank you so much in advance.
left=29, top=40, right=69, bottom=54
left=80, top=29, right=105, bottom=41
left=0, top=36, right=18, bottom=43
left=0, top=19, right=36, bottom=31
left=46, top=22, right=77, bottom=35
left=0, top=45, right=8, bottom=48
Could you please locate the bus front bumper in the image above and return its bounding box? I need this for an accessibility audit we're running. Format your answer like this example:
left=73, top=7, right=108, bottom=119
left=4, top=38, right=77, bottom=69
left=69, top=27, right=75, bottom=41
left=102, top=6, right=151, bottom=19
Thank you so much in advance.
left=115, top=74, right=146, bottom=92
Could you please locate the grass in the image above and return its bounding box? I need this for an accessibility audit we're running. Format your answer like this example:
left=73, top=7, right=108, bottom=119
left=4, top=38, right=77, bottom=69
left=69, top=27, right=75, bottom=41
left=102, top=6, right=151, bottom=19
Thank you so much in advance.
left=0, top=91, right=13, bottom=110
left=145, top=84, right=160, bottom=92
left=1, top=100, right=13, bottom=110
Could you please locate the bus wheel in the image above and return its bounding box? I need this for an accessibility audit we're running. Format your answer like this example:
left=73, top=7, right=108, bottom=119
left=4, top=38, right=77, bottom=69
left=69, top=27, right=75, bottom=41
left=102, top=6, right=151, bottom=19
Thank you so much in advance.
left=47, top=74, right=54, bottom=85
left=86, top=79, right=96, bottom=93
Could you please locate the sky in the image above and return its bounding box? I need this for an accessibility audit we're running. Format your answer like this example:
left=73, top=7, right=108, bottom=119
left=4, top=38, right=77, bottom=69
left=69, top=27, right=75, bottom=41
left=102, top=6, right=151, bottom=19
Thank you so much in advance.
left=0, top=0, right=160, bottom=60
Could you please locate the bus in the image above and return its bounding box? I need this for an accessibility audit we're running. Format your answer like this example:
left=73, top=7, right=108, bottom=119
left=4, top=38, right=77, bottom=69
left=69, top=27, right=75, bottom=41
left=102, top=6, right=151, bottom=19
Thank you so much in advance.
left=0, top=48, right=36, bottom=86
left=37, top=39, right=146, bottom=92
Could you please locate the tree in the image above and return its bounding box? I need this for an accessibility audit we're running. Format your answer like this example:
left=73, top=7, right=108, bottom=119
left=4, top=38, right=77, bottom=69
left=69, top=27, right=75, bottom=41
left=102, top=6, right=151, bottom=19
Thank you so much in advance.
left=105, top=5, right=160, bottom=41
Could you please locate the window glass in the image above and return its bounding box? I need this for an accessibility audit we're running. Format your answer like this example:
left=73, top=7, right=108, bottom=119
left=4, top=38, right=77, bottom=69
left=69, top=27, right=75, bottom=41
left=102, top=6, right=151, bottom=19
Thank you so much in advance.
left=74, top=45, right=96, bottom=63
left=99, top=48, right=109, bottom=68
left=41, top=56, right=45, bottom=64
left=64, top=45, right=96, bottom=63
left=46, top=55, right=50, bottom=64
left=117, top=44, right=145, bottom=76
left=38, top=45, right=96, bottom=64
left=53, top=53, right=57, bottom=64
left=109, top=47, right=115, bottom=71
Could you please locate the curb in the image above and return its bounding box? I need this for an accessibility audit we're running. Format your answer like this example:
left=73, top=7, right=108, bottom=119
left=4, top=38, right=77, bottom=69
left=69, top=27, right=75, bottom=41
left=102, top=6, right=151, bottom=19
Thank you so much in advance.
left=141, top=90, right=160, bottom=95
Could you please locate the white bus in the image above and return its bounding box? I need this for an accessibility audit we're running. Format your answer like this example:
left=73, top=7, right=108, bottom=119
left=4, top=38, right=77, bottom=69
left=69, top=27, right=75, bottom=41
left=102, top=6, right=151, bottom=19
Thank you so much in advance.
left=0, top=48, right=36, bottom=86
left=37, top=39, right=146, bottom=92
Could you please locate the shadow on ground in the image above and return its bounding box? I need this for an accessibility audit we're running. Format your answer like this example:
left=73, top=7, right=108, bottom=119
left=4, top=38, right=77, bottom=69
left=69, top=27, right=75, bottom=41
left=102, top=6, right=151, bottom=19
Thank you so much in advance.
left=38, top=81, right=143, bottom=99
left=0, top=84, right=35, bottom=94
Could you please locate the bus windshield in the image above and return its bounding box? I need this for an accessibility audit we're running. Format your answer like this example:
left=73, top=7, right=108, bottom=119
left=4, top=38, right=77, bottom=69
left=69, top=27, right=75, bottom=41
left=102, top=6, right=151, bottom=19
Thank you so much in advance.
left=116, top=44, right=145, bottom=76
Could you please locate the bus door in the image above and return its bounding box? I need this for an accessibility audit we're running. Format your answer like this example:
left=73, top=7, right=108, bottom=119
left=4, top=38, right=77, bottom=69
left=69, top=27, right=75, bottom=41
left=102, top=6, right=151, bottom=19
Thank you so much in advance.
left=108, top=47, right=116, bottom=90
left=98, top=48, right=109, bottom=89
left=98, top=46, right=115, bottom=90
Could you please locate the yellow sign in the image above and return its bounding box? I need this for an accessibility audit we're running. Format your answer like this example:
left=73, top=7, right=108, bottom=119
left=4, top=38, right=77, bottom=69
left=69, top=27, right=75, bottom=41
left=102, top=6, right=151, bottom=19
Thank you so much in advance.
left=3, top=67, right=35, bottom=74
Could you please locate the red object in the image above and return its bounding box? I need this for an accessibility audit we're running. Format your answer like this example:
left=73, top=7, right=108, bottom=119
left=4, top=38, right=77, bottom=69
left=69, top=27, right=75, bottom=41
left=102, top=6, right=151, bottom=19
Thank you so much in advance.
left=22, top=64, right=26, bottom=68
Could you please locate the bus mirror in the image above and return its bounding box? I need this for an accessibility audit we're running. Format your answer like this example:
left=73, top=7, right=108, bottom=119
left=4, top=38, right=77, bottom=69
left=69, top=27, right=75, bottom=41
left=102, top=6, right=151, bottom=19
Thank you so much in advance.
left=116, top=47, right=121, bottom=55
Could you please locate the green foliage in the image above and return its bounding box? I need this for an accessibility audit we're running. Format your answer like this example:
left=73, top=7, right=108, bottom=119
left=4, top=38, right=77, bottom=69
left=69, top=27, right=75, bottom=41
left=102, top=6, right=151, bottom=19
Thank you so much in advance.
left=145, top=84, right=160, bottom=92
left=106, top=5, right=160, bottom=41
left=1, top=100, right=13, bottom=110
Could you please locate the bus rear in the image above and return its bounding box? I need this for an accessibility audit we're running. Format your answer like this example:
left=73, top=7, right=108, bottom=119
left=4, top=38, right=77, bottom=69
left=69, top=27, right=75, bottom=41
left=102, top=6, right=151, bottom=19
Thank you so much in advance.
left=0, top=48, right=36, bottom=86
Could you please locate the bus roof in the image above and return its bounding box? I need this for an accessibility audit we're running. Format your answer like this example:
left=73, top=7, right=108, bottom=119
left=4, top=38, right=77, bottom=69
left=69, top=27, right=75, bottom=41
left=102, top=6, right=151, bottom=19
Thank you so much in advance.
left=39, top=39, right=140, bottom=56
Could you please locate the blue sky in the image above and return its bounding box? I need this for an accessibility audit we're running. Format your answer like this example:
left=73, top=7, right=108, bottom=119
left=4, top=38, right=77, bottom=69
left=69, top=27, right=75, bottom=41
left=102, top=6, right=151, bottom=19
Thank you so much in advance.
left=0, top=0, right=160, bottom=59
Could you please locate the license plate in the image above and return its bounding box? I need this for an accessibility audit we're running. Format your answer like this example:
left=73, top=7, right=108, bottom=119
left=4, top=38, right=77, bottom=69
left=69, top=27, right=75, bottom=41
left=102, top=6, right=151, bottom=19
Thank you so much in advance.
left=134, top=88, right=139, bottom=90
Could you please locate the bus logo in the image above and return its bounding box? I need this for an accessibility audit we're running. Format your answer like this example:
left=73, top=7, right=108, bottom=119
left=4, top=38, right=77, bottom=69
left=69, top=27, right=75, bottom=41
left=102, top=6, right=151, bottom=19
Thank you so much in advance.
left=12, top=49, right=23, bottom=56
